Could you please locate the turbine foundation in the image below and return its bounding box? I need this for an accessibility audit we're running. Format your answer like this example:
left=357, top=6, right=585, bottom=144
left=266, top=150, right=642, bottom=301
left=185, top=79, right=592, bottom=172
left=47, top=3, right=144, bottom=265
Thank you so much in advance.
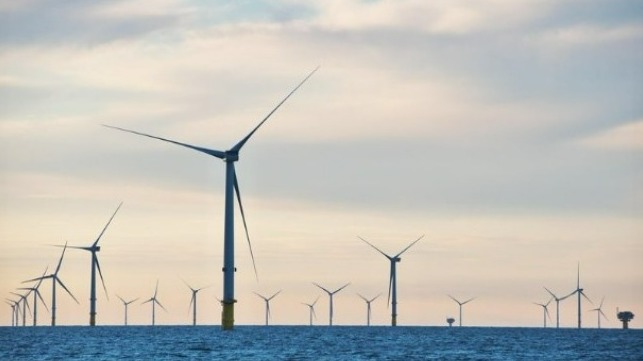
left=222, top=301, right=235, bottom=330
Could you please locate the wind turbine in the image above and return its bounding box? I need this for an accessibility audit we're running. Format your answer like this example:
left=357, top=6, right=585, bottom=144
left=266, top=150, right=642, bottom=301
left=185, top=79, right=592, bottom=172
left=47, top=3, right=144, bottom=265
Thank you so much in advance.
left=117, top=295, right=138, bottom=326
left=358, top=235, right=424, bottom=326
left=544, top=287, right=574, bottom=329
left=104, top=68, right=318, bottom=331
left=301, top=296, right=319, bottom=326
left=589, top=297, right=607, bottom=329
left=313, top=282, right=350, bottom=326
left=23, top=243, right=78, bottom=326
left=66, top=202, right=122, bottom=326
left=254, top=290, right=282, bottom=326
left=18, top=267, right=49, bottom=326
left=357, top=293, right=381, bottom=326
left=142, top=280, right=166, bottom=326
left=533, top=298, right=552, bottom=328
left=5, top=299, right=19, bottom=327
left=182, top=279, right=209, bottom=326
left=11, top=291, right=31, bottom=327
left=448, top=295, right=475, bottom=327
left=570, top=263, right=592, bottom=329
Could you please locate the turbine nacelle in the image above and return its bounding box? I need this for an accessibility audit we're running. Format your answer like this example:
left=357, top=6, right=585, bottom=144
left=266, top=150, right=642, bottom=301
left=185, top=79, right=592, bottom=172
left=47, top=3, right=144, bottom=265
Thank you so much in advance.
left=393, top=257, right=401, bottom=262
left=224, top=151, right=239, bottom=162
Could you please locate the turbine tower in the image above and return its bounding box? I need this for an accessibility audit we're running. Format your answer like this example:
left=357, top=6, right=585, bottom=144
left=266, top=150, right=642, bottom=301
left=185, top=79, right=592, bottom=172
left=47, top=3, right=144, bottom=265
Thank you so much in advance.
left=589, top=297, right=607, bottom=329
left=19, top=267, right=49, bottom=326
left=117, top=295, right=138, bottom=326
left=182, top=279, right=209, bottom=326
left=67, top=202, right=122, bottom=326
left=357, top=293, right=381, bottom=326
left=570, top=263, right=592, bottom=329
left=142, top=280, right=166, bottom=326
left=254, top=290, right=282, bottom=326
left=448, top=295, right=475, bottom=327
left=544, top=287, right=574, bottom=329
left=24, top=243, right=78, bottom=326
left=359, top=235, right=423, bottom=326
left=104, top=68, right=318, bottom=330
left=302, top=296, right=319, bottom=326
left=5, top=300, right=20, bottom=327
left=313, top=282, right=350, bottom=326
left=533, top=298, right=552, bottom=328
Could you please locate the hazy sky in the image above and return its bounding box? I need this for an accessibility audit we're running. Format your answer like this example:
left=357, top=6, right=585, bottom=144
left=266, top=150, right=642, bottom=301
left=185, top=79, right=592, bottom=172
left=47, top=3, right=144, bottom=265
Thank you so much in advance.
left=1, top=0, right=642, bottom=328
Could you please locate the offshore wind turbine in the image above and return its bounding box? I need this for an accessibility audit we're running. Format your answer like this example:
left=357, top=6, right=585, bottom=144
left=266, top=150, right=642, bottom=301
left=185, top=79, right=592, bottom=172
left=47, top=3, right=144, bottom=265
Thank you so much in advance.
left=254, top=290, right=282, bottom=326
left=18, top=267, right=49, bottom=326
left=5, top=299, right=19, bottom=327
left=448, top=295, right=475, bottom=327
left=533, top=298, right=552, bottom=328
left=544, top=287, right=574, bottom=329
left=182, top=279, right=209, bottom=326
left=589, top=297, right=607, bottom=329
left=24, top=243, right=78, bottom=326
left=66, top=202, right=122, bottom=326
left=570, top=263, right=592, bottom=329
left=359, top=235, right=424, bottom=326
left=357, top=293, right=381, bottom=326
left=117, top=295, right=138, bottom=326
left=313, top=282, right=350, bottom=326
left=104, top=68, right=318, bottom=330
left=142, top=280, right=166, bottom=326
left=301, top=296, right=319, bottom=326
left=11, top=292, right=31, bottom=327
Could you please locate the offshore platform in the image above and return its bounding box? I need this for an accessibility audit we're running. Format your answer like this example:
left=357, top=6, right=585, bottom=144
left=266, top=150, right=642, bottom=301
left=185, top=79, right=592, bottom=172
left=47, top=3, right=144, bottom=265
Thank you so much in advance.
left=617, top=309, right=634, bottom=329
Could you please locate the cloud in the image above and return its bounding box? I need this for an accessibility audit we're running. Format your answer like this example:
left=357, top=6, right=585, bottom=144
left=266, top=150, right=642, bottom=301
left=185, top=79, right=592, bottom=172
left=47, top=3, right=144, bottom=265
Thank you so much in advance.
left=575, top=120, right=643, bottom=151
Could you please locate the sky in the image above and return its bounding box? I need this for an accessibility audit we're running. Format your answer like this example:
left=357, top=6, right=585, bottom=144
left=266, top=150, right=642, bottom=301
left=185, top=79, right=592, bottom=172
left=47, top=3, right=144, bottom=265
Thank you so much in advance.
left=1, top=0, right=642, bottom=328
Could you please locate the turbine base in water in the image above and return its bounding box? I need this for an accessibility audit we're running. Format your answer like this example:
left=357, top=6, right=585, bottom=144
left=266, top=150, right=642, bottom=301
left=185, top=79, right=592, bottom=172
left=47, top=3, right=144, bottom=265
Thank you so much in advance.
left=222, top=301, right=235, bottom=330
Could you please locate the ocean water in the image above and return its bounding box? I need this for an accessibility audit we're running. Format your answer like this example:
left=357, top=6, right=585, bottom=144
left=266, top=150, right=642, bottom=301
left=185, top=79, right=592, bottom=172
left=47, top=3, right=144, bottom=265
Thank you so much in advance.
left=1, top=326, right=642, bottom=360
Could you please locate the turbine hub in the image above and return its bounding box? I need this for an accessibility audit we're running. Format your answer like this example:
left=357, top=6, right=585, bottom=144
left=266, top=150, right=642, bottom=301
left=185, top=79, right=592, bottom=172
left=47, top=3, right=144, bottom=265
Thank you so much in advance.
left=224, top=150, right=239, bottom=162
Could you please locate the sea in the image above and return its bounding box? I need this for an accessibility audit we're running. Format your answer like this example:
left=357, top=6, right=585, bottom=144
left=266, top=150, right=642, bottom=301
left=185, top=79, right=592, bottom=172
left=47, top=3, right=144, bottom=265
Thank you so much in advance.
left=1, top=325, right=642, bottom=360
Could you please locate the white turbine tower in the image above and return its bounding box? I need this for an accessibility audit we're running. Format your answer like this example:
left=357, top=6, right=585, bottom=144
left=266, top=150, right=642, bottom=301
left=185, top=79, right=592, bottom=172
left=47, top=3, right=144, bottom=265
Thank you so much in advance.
left=589, top=297, right=607, bottom=329
left=544, top=287, right=574, bottom=329
left=254, top=290, right=282, bottom=326
left=313, top=283, right=350, bottom=326
left=359, top=235, right=423, bottom=326
left=448, top=295, right=475, bottom=327
left=104, top=68, right=318, bottom=330
left=117, top=295, right=138, bottom=326
left=142, top=280, right=166, bottom=326
left=357, top=293, right=381, bottom=326
left=533, top=298, right=552, bottom=328
left=18, top=267, right=49, bottom=326
left=302, top=296, right=319, bottom=326
left=66, top=202, right=122, bottom=326
left=24, top=243, right=78, bottom=326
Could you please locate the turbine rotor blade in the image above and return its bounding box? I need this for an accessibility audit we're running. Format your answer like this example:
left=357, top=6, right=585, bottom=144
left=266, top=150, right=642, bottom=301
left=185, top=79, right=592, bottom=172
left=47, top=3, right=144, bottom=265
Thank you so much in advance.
left=580, top=291, right=593, bottom=304
left=93, top=202, right=122, bottom=247
left=268, top=290, right=282, bottom=301
left=156, top=299, right=167, bottom=311
left=154, top=280, right=159, bottom=299
left=254, top=292, right=268, bottom=301
left=102, top=124, right=226, bottom=159
left=313, top=283, right=331, bottom=294
left=358, top=236, right=392, bottom=259
left=462, top=298, right=475, bottom=305
left=231, top=66, right=320, bottom=152
left=36, top=290, right=49, bottom=313
left=387, top=268, right=393, bottom=307
left=543, top=287, right=557, bottom=300
left=334, top=283, right=350, bottom=294
left=94, top=254, right=109, bottom=300
left=448, top=295, right=461, bottom=305
left=233, top=164, right=258, bottom=281
left=395, top=235, right=425, bottom=257
left=56, top=277, right=79, bottom=304
left=55, top=242, right=68, bottom=275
